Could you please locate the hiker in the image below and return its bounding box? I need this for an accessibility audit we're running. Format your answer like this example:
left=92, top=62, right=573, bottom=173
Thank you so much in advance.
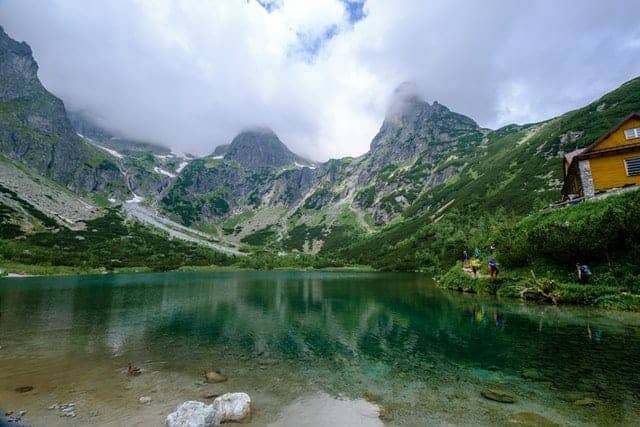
left=463, top=250, right=470, bottom=268
left=488, top=257, right=499, bottom=278
left=474, top=247, right=481, bottom=260
left=576, top=263, right=592, bottom=284
left=488, top=242, right=496, bottom=254
left=470, top=257, right=481, bottom=278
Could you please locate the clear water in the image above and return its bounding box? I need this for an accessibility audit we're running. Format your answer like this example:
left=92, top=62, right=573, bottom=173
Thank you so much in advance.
left=1, top=271, right=639, bottom=426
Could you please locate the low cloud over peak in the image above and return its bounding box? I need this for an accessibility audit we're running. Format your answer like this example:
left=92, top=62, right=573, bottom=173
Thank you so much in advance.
left=1, top=0, right=639, bottom=161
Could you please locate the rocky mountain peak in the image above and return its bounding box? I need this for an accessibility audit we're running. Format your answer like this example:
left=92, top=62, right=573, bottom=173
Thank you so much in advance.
left=221, top=127, right=307, bottom=169
left=368, top=83, right=481, bottom=167
left=0, top=26, right=40, bottom=100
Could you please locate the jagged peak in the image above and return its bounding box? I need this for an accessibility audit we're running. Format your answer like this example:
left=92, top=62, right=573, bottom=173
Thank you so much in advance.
left=385, top=82, right=451, bottom=123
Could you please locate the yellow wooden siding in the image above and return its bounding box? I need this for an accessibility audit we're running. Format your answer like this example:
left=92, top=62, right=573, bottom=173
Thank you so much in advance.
left=590, top=151, right=640, bottom=191
left=592, top=117, right=640, bottom=150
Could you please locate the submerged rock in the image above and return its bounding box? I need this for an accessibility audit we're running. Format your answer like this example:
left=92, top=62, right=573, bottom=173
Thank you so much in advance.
left=203, top=370, right=227, bottom=383
left=139, top=396, right=152, bottom=405
left=481, top=388, right=515, bottom=403
left=166, top=401, right=221, bottom=427
left=14, top=385, right=34, bottom=393
left=508, top=412, right=560, bottom=426
left=213, top=392, right=251, bottom=422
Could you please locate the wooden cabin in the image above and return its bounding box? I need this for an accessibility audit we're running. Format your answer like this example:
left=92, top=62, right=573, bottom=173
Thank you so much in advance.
left=562, top=112, right=640, bottom=198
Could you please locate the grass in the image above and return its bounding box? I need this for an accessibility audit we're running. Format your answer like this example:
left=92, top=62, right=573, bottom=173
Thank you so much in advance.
left=438, top=263, right=640, bottom=311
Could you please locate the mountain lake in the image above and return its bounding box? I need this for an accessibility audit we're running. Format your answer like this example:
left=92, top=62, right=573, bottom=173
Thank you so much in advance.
left=1, top=271, right=639, bottom=426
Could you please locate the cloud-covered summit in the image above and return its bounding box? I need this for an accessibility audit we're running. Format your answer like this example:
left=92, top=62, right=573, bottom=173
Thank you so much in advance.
left=1, top=0, right=639, bottom=161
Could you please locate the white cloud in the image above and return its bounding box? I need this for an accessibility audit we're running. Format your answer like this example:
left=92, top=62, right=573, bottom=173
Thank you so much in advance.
left=1, top=0, right=639, bottom=160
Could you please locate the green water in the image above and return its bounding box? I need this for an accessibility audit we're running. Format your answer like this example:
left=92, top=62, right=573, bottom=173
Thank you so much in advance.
left=1, top=271, right=639, bottom=425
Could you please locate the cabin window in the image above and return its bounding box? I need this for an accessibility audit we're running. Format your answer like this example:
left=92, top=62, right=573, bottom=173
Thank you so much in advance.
left=625, top=157, right=640, bottom=176
left=624, top=127, right=640, bottom=140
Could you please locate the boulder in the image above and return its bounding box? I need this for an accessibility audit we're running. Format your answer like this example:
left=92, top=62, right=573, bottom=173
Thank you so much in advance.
left=481, top=388, right=515, bottom=403
left=166, top=401, right=221, bottom=427
left=213, top=392, right=251, bottom=422
left=166, top=394, right=251, bottom=427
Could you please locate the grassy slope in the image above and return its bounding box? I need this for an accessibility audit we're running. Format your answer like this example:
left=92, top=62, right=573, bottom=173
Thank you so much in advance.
left=339, top=77, right=640, bottom=272
left=0, top=209, right=234, bottom=274
left=437, top=188, right=640, bottom=310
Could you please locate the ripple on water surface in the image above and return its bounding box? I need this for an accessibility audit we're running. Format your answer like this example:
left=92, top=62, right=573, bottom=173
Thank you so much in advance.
left=1, top=271, right=639, bottom=425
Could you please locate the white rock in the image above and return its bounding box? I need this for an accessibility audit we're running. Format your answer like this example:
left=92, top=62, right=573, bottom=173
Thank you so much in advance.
left=213, top=392, right=251, bottom=422
left=139, top=396, right=152, bottom=404
left=165, top=401, right=221, bottom=427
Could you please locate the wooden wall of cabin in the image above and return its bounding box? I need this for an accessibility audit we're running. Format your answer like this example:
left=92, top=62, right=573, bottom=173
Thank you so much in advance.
left=590, top=151, right=640, bottom=191
left=593, top=117, right=640, bottom=150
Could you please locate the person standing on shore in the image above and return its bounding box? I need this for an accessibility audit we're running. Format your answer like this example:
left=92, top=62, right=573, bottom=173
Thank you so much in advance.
left=470, top=257, right=481, bottom=278
left=576, top=263, right=592, bottom=284
left=488, top=257, right=499, bottom=278
left=463, top=250, right=470, bottom=268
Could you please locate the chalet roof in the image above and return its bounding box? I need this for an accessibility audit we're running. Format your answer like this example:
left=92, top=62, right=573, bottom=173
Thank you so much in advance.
left=580, top=112, right=640, bottom=155
left=566, top=112, right=640, bottom=167
left=563, top=148, right=585, bottom=164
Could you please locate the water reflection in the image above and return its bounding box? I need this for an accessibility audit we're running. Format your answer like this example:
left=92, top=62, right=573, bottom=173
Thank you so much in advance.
left=1, top=271, right=640, bottom=424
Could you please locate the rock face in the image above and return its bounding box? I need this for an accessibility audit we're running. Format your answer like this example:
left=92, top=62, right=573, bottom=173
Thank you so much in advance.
left=224, top=128, right=312, bottom=170
left=160, top=84, right=483, bottom=239
left=0, top=26, right=128, bottom=198
left=369, top=82, right=481, bottom=170
left=166, top=393, right=251, bottom=427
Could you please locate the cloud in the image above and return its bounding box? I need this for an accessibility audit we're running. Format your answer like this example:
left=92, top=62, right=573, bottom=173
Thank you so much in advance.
left=1, top=0, right=639, bottom=160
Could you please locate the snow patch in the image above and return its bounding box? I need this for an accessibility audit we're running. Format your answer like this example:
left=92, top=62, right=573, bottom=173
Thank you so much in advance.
left=176, top=161, right=189, bottom=172
left=212, top=155, right=224, bottom=160
left=127, top=194, right=144, bottom=203
left=154, top=166, right=176, bottom=178
left=108, top=198, right=116, bottom=203
left=99, top=145, right=124, bottom=159
left=294, top=161, right=316, bottom=170
left=77, top=133, right=124, bottom=159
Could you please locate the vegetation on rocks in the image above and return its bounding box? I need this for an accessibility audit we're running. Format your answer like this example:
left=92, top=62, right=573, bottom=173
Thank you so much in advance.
left=0, top=210, right=233, bottom=274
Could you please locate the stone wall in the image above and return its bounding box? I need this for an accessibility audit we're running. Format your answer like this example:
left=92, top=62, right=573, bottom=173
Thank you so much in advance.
left=578, top=160, right=595, bottom=198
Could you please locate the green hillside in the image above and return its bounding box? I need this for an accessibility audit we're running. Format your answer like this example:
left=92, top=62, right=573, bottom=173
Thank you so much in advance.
left=339, top=77, right=640, bottom=272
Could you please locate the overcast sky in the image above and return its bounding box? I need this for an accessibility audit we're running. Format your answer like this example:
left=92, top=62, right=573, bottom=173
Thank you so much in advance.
left=2, top=0, right=639, bottom=160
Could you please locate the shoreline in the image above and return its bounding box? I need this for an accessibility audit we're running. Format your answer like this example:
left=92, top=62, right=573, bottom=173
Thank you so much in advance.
left=3, top=261, right=638, bottom=312
left=437, top=263, right=640, bottom=312
left=0, top=263, right=377, bottom=279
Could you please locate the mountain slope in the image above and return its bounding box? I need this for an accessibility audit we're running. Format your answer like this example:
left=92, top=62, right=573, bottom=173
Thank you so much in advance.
left=0, top=26, right=128, bottom=198
left=339, top=76, right=640, bottom=270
